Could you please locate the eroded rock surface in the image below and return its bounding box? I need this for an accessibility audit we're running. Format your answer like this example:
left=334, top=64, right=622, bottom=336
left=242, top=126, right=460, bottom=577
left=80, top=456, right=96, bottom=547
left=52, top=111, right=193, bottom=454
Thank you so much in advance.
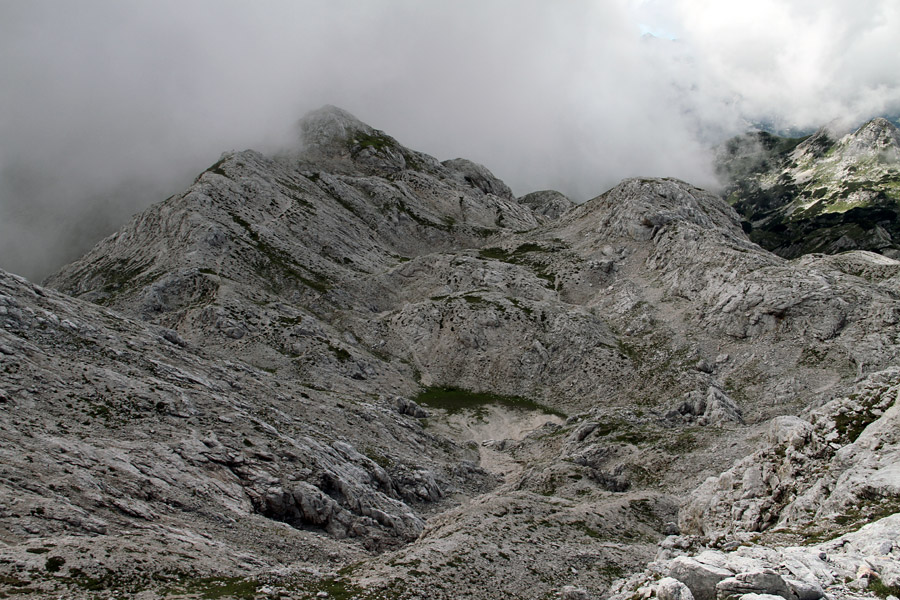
left=1, top=107, right=898, bottom=598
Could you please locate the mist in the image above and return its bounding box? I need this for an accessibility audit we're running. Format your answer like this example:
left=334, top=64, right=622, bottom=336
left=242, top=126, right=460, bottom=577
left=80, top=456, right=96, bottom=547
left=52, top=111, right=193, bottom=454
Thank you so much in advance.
left=2, top=1, right=899, bottom=281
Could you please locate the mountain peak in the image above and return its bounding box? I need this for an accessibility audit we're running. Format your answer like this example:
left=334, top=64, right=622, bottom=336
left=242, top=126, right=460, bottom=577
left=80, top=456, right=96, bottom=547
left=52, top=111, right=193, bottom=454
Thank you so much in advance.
left=297, top=105, right=376, bottom=150
left=296, top=105, right=430, bottom=175
left=848, top=116, right=900, bottom=152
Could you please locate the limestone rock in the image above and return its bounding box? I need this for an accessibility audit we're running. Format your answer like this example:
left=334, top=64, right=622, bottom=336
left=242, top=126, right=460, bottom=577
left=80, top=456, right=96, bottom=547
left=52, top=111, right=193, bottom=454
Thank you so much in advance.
left=715, top=569, right=794, bottom=600
left=518, top=190, right=575, bottom=221
left=442, top=158, right=514, bottom=200
left=667, top=556, right=734, bottom=600
left=680, top=368, right=900, bottom=540
left=658, top=577, right=696, bottom=600
left=396, top=397, right=429, bottom=418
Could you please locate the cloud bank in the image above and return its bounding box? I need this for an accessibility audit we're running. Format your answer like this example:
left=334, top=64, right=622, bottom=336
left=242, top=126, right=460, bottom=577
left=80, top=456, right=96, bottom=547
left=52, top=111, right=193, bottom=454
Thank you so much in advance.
left=2, top=0, right=898, bottom=280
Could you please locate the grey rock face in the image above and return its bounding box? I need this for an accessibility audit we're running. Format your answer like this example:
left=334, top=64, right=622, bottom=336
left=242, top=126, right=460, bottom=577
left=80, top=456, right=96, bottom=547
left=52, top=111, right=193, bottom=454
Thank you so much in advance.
left=614, top=514, right=897, bottom=600
left=396, top=397, right=429, bottom=418
left=561, top=585, right=592, bottom=600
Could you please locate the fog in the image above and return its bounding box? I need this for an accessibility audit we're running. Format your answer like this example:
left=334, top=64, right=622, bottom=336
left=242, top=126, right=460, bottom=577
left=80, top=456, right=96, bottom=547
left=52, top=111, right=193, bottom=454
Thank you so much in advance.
left=2, top=0, right=899, bottom=281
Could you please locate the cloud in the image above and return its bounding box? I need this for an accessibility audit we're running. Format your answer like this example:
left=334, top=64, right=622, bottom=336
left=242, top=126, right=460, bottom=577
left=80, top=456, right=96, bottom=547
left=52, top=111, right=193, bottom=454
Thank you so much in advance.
left=665, top=0, right=900, bottom=131
left=1, top=0, right=898, bottom=281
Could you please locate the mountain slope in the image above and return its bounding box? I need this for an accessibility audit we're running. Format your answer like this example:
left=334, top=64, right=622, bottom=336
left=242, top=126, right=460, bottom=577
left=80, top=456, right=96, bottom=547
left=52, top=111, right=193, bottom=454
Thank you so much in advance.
left=0, top=107, right=898, bottom=598
left=719, top=118, right=900, bottom=258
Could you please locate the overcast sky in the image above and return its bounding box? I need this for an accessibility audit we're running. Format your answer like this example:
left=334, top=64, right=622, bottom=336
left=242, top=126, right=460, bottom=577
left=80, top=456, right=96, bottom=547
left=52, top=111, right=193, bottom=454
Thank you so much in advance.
left=2, top=0, right=899, bottom=281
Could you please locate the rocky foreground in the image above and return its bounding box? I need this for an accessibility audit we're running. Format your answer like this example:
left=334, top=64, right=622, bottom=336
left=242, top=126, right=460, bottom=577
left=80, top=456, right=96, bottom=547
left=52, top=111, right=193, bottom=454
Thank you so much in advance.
left=1, top=107, right=898, bottom=598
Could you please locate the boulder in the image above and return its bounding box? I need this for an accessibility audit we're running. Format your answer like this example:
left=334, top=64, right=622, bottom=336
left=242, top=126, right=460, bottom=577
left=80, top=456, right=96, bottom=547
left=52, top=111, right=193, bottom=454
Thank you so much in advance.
left=784, top=578, right=824, bottom=600
left=715, top=570, right=795, bottom=600
left=657, top=577, right=696, bottom=600
left=667, top=556, right=734, bottom=600
left=561, top=586, right=591, bottom=600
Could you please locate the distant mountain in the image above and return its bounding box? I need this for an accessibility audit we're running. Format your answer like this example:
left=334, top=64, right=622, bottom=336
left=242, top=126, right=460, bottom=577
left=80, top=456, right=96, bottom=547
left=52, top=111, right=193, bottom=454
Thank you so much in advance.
left=718, top=118, right=900, bottom=258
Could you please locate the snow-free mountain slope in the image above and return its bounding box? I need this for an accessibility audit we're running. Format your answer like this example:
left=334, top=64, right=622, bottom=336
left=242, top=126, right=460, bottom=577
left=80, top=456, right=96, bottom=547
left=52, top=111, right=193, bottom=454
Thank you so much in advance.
left=1, top=107, right=898, bottom=598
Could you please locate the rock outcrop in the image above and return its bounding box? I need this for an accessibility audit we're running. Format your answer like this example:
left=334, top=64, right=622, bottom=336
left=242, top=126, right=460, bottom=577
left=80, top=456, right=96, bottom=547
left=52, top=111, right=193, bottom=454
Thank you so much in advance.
left=611, top=513, right=900, bottom=600
left=680, top=367, right=900, bottom=541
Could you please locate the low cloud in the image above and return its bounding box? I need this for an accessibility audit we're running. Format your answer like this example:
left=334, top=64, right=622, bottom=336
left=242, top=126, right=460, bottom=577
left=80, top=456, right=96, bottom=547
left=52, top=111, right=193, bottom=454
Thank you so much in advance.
left=2, top=1, right=898, bottom=280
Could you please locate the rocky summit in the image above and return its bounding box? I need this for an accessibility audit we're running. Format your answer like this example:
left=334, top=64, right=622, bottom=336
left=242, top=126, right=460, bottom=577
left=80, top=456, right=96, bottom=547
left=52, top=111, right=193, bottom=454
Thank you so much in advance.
left=1, top=106, right=899, bottom=599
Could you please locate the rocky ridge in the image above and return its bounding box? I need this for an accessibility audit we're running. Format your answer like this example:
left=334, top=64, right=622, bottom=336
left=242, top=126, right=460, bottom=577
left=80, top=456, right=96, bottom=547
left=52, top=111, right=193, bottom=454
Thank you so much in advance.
left=0, top=106, right=898, bottom=598
left=718, top=118, right=900, bottom=258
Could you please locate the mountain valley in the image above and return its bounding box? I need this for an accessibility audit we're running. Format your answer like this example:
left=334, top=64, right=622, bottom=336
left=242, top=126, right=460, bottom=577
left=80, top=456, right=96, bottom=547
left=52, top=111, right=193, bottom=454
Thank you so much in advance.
left=0, top=107, right=899, bottom=599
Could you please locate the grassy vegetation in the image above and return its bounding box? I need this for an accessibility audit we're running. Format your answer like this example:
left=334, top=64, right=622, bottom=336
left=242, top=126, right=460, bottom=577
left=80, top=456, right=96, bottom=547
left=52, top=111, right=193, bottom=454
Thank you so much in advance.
left=868, top=578, right=900, bottom=599
left=414, top=386, right=565, bottom=418
left=508, top=297, right=534, bottom=316
left=832, top=384, right=893, bottom=444
left=478, top=243, right=561, bottom=288
left=478, top=242, right=551, bottom=261
left=313, top=577, right=366, bottom=600
left=595, top=563, right=627, bottom=583
left=784, top=494, right=900, bottom=545
left=162, top=576, right=258, bottom=599
left=206, top=156, right=230, bottom=177
left=662, top=430, right=698, bottom=454
left=364, top=447, right=394, bottom=469
left=91, top=258, right=159, bottom=305
left=326, top=341, right=352, bottom=363
left=571, top=520, right=603, bottom=539
left=275, top=177, right=316, bottom=211
left=350, top=131, right=395, bottom=155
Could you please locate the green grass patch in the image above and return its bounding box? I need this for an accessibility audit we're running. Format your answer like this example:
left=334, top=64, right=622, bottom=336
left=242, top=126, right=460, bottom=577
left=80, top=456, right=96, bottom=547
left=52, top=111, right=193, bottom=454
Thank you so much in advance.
left=364, top=447, right=393, bottom=469
left=206, top=156, right=230, bottom=177
left=313, top=577, right=366, bottom=599
left=395, top=199, right=453, bottom=231
left=832, top=385, right=894, bottom=444
left=275, top=178, right=316, bottom=211
left=662, top=430, right=698, bottom=454
left=508, top=297, right=534, bottom=316
left=350, top=131, right=395, bottom=154
left=414, top=386, right=565, bottom=418
left=868, top=578, right=900, bottom=599
left=163, top=576, right=258, bottom=599
left=596, top=563, right=626, bottom=582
